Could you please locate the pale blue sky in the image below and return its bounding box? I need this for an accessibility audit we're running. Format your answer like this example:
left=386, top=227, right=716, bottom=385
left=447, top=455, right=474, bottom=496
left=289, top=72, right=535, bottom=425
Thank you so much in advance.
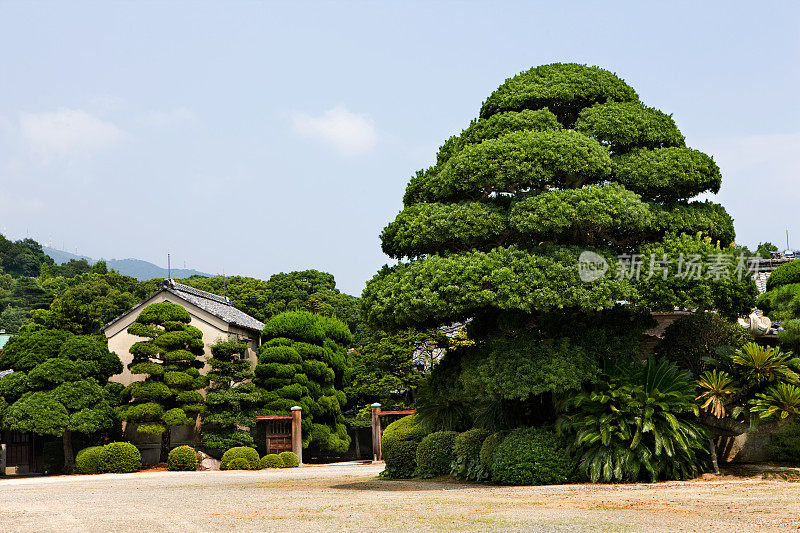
left=1, top=1, right=798, bottom=295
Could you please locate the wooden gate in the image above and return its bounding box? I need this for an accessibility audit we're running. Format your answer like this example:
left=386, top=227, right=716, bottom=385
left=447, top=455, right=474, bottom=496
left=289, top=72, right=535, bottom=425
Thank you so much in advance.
left=258, top=416, right=293, bottom=455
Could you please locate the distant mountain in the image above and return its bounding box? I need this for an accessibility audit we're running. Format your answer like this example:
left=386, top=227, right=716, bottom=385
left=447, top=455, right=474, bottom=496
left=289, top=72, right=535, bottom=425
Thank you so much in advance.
left=42, top=246, right=212, bottom=281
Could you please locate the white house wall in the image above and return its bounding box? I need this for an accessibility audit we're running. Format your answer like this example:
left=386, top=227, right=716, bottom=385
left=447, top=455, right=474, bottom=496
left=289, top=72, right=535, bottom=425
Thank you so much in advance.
left=105, top=291, right=259, bottom=386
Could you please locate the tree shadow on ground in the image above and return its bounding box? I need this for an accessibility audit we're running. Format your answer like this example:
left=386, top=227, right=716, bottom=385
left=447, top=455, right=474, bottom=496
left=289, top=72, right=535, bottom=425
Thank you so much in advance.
left=330, top=477, right=483, bottom=492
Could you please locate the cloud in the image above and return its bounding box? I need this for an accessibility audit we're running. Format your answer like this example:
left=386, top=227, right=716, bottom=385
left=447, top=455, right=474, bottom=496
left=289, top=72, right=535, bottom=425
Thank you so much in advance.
left=19, top=108, right=127, bottom=157
left=290, top=105, right=377, bottom=156
left=138, top=107, right=197, bottom=127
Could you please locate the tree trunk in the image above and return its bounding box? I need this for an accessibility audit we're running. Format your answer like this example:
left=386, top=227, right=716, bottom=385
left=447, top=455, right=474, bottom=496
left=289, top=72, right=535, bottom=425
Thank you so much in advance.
left=62, top=430, right=75, bottom=474
left=160, top=428, right=171, bottom=463
left=708, top=438, right=719, bottom=475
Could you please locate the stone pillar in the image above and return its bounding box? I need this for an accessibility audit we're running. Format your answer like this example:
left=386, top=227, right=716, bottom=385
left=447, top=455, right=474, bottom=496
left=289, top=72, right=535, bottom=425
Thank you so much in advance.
left=291, top=406, right=303, bottom=465
left=371, top=403, right=382, bottom=462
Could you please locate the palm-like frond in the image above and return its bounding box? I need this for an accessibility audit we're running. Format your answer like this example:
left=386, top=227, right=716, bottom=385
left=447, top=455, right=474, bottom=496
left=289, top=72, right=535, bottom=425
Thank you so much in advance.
left=752, top=383, right=800, bottom=419
left=696, top=369, right=738, bottom=418
left=732, top=343, right=799, bottom=386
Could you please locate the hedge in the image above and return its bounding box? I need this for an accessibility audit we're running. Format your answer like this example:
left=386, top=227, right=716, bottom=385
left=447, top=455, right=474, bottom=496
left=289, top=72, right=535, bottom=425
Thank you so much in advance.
left=479, top=431, right=508, bottom=475
left=259, top=454, right=283, bottom=469
left=416, top=431, right=458, bottom=478
left=98, top=442, right=141, bottom=474
left=75, top=446, right=105, bottom=475
left=766, top=260, right=800, bottom=291
left=279, top=451, right=300, bottom=468
left=451, top=428, right=490, bottom=481
left=380, top=415, right=429, bottom=479
left=168, top=445, right=198, bottom=471
left=220, top=446, right=260, bottom=470
left=491, top=427, right=573, bottom=485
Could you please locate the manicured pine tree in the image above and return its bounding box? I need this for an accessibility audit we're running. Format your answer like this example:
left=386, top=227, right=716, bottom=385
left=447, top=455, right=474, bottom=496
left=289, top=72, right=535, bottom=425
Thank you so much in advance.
left=0, top=329, right=123, bottom=472
left=119, top=302, right=207, bottom=462
left=201, top=338, right=260, bottom=456
left=254, top=311, right=352, bottom=454
left=362, top=63, right=756, bottom=429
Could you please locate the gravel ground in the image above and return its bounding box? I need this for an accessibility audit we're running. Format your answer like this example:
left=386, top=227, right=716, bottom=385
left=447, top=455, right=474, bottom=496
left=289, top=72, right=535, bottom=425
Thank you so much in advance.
left=1, top=463, right=799, bottom=532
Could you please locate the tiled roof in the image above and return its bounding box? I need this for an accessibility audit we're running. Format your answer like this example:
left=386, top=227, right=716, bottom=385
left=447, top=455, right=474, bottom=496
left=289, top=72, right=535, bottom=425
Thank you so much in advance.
left=103, top=280, right=265, bottom=333
left=163, top=280, right=265, bottom=332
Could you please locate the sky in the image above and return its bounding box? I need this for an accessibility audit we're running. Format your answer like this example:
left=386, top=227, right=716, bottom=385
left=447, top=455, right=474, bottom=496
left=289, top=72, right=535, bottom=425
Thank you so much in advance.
left=1, top=1, right=798, bottom=296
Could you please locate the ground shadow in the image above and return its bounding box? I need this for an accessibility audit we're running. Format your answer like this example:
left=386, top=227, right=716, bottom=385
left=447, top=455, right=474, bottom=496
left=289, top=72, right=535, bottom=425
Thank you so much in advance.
left=330, top=476, right=484, bottom=492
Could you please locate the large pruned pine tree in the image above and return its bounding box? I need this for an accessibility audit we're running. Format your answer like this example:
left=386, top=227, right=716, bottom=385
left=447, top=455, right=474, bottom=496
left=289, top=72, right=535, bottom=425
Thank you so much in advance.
left=254, top=311, right=352, bottom=454
left=119, top=302, right=207, bottom=461
left=362, top=63, right=756, bottom=429
left=0, top=329, right=123, bottom=472
left=201, top=338, right=260, bottom=456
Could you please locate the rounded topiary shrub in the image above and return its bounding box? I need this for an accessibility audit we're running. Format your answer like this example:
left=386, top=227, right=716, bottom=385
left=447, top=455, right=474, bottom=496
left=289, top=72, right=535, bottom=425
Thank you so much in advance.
left=259, top=454, right=283, bottom=469
left=76, top=446, right=105, bottom=475
left=99, top=442, right=142, bottom=474
left=452, top=428, right=490, bottom=480
left=221, top=446, right=260, bottom=470
left=416, top=431, right=458, bottom=478
left=479, top=431, right=508, bottom=475
left=279, top=451, right=300, bottom=468
left=767, top=259, right=800, bottom=291
left=491, top=427, right=573, bottom=486
left=168, top=445, right=198, bottom=471
left=381, top=415, right=429, bottom=479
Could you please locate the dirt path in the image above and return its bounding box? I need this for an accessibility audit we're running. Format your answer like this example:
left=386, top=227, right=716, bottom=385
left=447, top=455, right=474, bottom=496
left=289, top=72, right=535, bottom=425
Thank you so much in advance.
left=1, top=463, right=799, bottom=531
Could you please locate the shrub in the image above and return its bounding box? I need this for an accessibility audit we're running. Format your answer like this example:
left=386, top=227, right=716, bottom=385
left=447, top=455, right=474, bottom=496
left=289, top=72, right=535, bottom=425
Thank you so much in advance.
left=382, top=441, right=418, bottom=479
left=559, top=359, right=708, bottom=483
left=227, top=457, right=252, bottom=470
left=98, top=442, right=141, bottom=474
left=381, top=415, right=428, bottom=478
left=491, top=427, right=573, bottom=486
left=259, top=454, right=284, bottom=469
left=416, top=431, right=458, bottom=478
left=767, top=260, right=800, bottom=291
left=168, top=445, right=198, bottom=471
left=766, top=418, right=800, bottom=464
left=220, top=446, right=260, bottom=470
left=451, top=428, right=490, bottom=481
left=479, top=431, right=508, bottom=475
left=279, top=451, right=300, bottom=468
left=75, top=446, right=104, bottom=474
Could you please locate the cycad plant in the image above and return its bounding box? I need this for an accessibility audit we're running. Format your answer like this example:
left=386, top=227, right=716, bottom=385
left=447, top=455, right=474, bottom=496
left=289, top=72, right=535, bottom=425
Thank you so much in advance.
left=559, top=358, right=708, bottom=483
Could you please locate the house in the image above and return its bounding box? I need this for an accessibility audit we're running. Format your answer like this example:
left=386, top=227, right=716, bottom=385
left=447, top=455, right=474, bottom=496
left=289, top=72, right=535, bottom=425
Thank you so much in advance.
left=102, top=279, right=265, bottom=386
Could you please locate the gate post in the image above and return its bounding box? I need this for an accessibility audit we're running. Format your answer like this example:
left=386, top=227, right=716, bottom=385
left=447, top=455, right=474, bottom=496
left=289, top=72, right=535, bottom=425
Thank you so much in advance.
left=291, top=406, right=303, bottom=465
left=1, top=443, right=6, bottom=475
left=371, top=403, right=382, bottom=462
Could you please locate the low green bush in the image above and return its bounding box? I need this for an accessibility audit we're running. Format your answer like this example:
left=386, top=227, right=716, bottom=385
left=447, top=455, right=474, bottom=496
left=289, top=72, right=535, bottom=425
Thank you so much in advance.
left=381, top=415, right=429, bottom=479
left=451, top=428, right=490, bottom=481
left=416, top=431, right=458, bottom=478
left=479, top=431, right=508, bottom=475
left=221, top=446, right=260, bottom=470
left=767, top=419, right=800, bottom=464
left=168, top=445, right=198, bottom=471
left=279, top=451, right=300, bottom=468
left=260, top=454, right=283, bottom=469
left=767, top=259, right=800, bottom=291
left=98, top=442, right=141, bottom=474
left=492, top=427, right=573, bottom=486
left=76, top=446, right=105, bottom=475
left=227, top=457, right=252, bottom=470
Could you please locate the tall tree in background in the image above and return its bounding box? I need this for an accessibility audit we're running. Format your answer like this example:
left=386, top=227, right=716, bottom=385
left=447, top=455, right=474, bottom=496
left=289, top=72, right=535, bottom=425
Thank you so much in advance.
left=119, top=302, right=207, bottom=461
left=362, top=63, right=756, bottom=430
left=254, top=311, right=352, bottom=454
left=201, top=338, right=260, bottom=456
left=180, top=270, right=365, bottom=345
left=0, top=330, right=122, bottom=472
